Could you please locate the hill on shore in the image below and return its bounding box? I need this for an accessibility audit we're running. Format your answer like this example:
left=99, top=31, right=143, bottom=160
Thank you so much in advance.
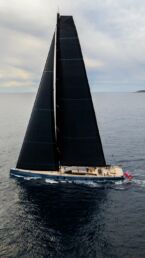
left=136, top=90, right=145, bottom=93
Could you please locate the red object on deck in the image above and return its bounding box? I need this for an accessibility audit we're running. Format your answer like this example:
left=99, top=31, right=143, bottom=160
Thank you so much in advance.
left=124, top=171, right=133, bottom=180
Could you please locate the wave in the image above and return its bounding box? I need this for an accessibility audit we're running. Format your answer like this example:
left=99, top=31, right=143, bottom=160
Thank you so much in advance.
left=132, top=179, right=145, bottom=187
left=12, top=173, right=145, bottom=190
left=45, top=179, right=59, bottom=184
left=117, top=158, right=145, bottom=163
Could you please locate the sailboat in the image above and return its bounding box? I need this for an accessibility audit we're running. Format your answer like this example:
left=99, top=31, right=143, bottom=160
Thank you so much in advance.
left=10, top=14, right=124, bottom=182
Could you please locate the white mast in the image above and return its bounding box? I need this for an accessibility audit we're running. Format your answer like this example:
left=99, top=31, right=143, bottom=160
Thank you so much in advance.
left=53, top=18, right=57, bottom=139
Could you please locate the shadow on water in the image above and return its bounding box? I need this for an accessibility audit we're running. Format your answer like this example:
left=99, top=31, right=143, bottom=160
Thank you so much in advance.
left=7, top=178, right=115, bottom=258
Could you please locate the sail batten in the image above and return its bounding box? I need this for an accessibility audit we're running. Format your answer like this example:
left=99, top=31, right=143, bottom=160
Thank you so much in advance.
left=56, top=15, right=106, bottom=167
left=59, top=58, right=83, bottom=60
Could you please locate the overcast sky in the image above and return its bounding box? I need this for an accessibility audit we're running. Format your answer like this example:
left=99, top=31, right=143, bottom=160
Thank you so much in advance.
left=1, top=0, right=145, bottom=92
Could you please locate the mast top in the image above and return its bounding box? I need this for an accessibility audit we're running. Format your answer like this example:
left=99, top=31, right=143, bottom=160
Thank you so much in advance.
left=57, top=12, right=60, bottom=20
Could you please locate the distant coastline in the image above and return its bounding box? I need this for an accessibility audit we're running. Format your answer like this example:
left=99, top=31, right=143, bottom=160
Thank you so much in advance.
left=136, top=90, right=145, bottom=93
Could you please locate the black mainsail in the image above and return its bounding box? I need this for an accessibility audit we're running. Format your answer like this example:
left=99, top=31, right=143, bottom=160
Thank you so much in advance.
left=17, top=35, right=59, bottom=171
left=56, top=15, right=106, bottom=167
left=16, top=14, right=106, bottom=172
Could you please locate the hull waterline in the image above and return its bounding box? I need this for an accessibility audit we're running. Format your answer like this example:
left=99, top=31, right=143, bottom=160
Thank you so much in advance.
left=10, top=167, right=124, bottom=182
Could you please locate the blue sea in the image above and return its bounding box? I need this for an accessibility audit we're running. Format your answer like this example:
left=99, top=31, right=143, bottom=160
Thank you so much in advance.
left=0, top=93, right=145, bottom=258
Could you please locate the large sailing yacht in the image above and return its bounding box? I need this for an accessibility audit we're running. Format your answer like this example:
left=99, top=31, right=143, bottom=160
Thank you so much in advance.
left=10, top=14, right=124, bottom=181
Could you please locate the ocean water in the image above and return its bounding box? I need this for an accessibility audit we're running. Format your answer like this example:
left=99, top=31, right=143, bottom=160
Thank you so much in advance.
left=0, top=93, right=145, bottom=258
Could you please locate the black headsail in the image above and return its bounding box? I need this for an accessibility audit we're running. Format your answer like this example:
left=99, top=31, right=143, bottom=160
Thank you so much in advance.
left=17, top=35, right=59, bottom=171
left=56, top=15, right=106, bottom=166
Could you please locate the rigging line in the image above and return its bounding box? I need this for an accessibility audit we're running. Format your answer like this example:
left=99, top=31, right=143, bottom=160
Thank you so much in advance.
left=33, top=108, right=53, bottom=111
left=60, top=98, right=90, bottom=101
left=25, top=141, right=57, bottom=144
left=44, top=70, right=53, bottom=73
left=63, top=136, right=98, bottom=139
left=59, top=37, right=78, bottom=39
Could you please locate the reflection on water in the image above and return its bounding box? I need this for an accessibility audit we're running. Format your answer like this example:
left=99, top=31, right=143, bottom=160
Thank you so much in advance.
left=11, top=179, right=109, bottom=258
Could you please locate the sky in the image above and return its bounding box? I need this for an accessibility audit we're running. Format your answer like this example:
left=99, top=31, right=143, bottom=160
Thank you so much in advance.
left=1, top=0, right=145, bottom=92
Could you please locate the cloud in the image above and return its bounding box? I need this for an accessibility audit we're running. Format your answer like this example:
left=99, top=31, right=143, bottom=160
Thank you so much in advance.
left=0, top=67, right=31, bottom=81
left=85, top=58, right=105, bottom=70
left=1, top=0, right=145, bottom=92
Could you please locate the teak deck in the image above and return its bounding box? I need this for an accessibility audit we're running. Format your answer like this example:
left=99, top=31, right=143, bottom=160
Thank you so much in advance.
left=10, top=166, right=124, bottom=181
